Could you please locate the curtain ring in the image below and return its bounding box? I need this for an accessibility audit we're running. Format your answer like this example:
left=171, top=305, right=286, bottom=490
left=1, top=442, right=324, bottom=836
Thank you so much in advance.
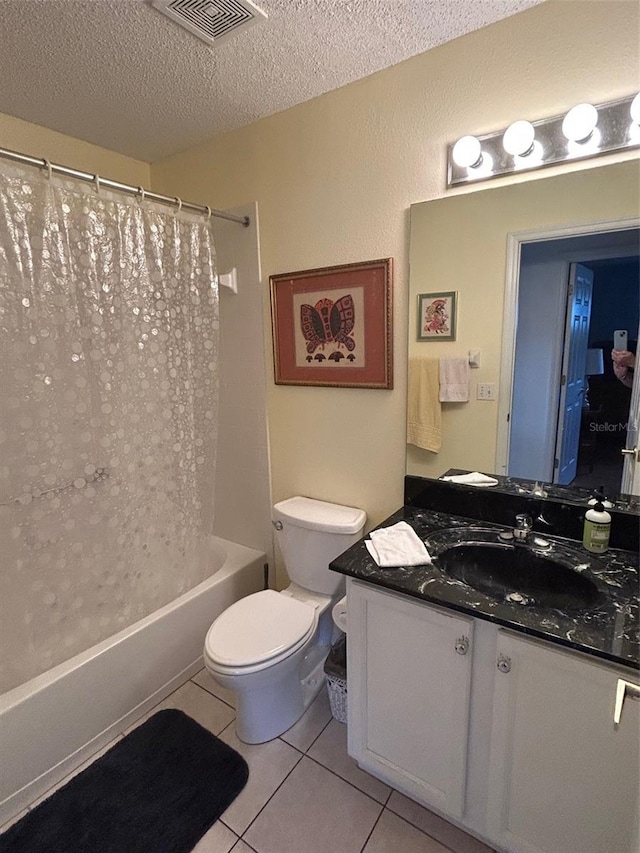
left=204, top=205, right=212, bottom=220
left=175, top=197, right=183, bottom=214
left=137, top=186, right=146, bottom=204
left=42, top=159, right=53, bottom=180
left=94, top=173, right=101, bottom=194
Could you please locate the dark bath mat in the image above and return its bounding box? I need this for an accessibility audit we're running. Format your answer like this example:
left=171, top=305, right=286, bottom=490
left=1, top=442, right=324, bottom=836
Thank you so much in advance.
left=0, top=709, right=248, bottom=853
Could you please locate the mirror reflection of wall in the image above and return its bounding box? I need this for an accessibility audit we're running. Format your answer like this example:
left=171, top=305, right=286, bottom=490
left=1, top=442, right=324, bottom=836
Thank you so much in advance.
left=407, top=160, right=640, bottom=498
left=509, top=233, right=639, bottom=495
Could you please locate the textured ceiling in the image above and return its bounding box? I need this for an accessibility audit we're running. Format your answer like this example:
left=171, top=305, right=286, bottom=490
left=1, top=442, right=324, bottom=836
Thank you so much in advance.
left=0, top=0, right=542, bottom=163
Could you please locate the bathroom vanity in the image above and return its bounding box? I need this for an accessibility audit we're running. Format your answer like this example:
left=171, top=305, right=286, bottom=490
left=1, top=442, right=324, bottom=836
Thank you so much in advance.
left=330, top=476, right=639, bottom=853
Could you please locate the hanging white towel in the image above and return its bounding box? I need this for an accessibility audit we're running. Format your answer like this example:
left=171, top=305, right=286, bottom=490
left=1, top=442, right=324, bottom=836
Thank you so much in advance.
left=441, top=472, right=499, bottom=487
left=439, top=357, right=470, bottom=402
left=365, top=521, right=432, bottom=567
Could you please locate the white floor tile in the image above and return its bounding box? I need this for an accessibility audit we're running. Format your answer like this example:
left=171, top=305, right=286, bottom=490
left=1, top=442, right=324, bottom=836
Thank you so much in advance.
left=364, top=809, right=452, bottom=852
left=243, top=756, right=382, bottom=853
left=387, top=791, right=496, bottom=853
left=125, top=681, right=235, bottom=736
left=308, top=719, right=391, bottom=804
left=192, top=819, right=239, bottom=853
left=280, top=685, right=332, bottom=752
left=218, top=723, right=302, bottom=836
left=231, top=841, right=258, bottom=853
left=193, top=667, right=237, bottom=709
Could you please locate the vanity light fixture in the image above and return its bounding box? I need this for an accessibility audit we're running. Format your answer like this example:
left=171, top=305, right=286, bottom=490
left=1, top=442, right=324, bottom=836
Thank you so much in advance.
left=630, top=93, right=640, bottom=144
left=447, top=93, right=639, bottom=187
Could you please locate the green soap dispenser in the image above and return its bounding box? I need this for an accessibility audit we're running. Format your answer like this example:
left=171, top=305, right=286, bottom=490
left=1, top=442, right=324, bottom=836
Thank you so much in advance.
left=582, top=500, right=611, bottom=553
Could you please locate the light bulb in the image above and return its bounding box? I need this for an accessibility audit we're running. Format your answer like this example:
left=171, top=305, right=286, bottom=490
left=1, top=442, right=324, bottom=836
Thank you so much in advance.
left=562, top=103, right=598, bottom=143
left=503, top=120, right=535, bottom=156
left=452, top=135, right=482, bottom=168
left=469, top=151, right=494, bottom=179
left=630, top=92, right=640, bottom=124
left=514, top=140, right=544, bottom=169
left=567, top=127, right=602, bottom=159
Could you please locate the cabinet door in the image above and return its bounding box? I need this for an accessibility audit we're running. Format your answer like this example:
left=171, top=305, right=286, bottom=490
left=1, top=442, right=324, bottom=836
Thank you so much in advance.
left=347, top=580, right=473, bottom=818
left=487, top=631, right=640, bottom=853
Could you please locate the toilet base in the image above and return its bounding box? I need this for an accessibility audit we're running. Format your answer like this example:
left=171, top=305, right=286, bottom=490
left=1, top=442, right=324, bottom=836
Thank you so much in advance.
left=212, top=641, right=330, bottom=744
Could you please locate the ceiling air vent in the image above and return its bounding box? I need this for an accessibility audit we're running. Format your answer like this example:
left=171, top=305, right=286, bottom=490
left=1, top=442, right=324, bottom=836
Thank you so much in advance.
left=152, top=0, right=267, bottom=46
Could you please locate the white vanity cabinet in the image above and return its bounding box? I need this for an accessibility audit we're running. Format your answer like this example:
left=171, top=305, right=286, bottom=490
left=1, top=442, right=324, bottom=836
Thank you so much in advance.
left=486, top=631, right=640, bottom=853
left=346, top=578, right=640, bottom=853
left=346, top=579, right=474, bottom=818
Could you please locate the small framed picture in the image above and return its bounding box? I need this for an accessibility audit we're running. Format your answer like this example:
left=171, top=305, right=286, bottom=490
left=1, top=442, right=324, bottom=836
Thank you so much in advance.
left=417, top=291, right=457, bottom=341
left=270, top=258, right=393, bottom=389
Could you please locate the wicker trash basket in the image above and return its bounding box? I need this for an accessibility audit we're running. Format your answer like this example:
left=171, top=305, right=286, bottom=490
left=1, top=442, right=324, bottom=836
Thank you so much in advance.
left=324, top=635, right=347, bottom=723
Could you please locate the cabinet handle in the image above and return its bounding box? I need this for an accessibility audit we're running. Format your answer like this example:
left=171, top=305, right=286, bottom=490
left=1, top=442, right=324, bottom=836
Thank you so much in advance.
left=497, top=654, right=511, bottom=673
left=613, top=678, right=640, bottom=727
left=455, top=636, right=469, bottom=655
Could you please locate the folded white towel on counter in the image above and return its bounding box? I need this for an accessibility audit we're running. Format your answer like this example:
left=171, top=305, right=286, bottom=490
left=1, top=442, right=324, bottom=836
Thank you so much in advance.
left=439, top=357, right=470, bottom=402
left=365, top=521, right=432, bottom=567
left=441, top=471, right=499, bottom=487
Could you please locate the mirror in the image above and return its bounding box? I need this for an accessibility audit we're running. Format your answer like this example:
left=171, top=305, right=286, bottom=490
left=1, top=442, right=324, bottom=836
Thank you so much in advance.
left=407, top=160, right=640, bottom=504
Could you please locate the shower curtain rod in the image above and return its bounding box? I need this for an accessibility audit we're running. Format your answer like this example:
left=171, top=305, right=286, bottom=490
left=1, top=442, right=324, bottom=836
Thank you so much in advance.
left=0, top=146, right=250, bottom=227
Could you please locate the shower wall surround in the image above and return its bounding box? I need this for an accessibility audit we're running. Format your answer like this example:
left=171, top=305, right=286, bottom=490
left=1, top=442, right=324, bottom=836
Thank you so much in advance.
left=210, top=204, right=272, bottom=561
left=0, top=163, right=220, bottom=693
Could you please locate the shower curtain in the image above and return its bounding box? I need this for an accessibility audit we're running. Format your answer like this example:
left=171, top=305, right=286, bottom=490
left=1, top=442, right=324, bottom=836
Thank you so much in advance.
left=0, top=163, right=219, bottom=694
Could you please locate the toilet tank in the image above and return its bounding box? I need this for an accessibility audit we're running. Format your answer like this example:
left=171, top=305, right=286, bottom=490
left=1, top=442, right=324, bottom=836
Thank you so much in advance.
left=273, top=496, right=366, bottom=596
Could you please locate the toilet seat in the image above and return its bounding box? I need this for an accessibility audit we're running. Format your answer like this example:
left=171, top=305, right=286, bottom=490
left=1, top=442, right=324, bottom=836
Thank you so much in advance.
left=205, top=590, right=318, bottom=675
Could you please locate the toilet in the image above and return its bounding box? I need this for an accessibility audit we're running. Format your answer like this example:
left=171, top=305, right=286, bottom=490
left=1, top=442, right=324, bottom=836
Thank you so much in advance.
left=203, top=496, right=366, bottom=743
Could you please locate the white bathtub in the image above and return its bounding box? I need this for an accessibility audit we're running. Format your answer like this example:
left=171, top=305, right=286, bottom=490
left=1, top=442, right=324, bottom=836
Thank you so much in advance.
left=0, top=536, right=265, bottom=825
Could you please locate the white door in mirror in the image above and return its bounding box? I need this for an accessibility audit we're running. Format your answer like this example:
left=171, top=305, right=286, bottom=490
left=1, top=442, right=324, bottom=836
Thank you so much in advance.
left=621, top=324, right=640, bottom=496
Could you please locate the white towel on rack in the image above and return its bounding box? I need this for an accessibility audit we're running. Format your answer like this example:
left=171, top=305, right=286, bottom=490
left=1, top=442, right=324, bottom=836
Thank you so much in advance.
left=439, top=357, right=470, bottom=402
left=365, top=521, right=432, bottom=567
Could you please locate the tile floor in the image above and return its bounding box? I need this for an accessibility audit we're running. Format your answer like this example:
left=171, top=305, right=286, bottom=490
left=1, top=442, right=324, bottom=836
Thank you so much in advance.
left=2, top=669, right=496, bottom=853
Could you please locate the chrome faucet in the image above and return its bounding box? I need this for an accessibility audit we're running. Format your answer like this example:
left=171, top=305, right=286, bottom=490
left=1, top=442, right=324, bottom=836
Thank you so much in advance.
left=513, top=513, right=533, bottom=542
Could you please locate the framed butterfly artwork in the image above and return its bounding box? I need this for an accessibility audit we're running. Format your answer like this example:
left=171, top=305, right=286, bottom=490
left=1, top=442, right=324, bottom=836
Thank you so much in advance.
left=270, top=258, right=393, bottom=388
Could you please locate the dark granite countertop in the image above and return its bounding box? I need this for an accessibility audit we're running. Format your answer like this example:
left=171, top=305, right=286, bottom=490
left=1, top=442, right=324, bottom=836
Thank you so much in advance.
left=405, top=472, right=639, bottom=551
left=435, top=469, right=640, bottom=515
left=330, top=505, right=639, bottom=672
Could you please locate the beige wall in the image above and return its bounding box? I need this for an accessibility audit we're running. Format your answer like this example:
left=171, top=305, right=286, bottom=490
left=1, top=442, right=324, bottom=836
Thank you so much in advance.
left=152, top=0, right=640, bottom=577
left=0, top=113, right=149, bottom=187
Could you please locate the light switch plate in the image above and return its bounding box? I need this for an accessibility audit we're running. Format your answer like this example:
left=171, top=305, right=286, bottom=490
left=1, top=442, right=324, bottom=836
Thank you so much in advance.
left=477, top=383, right=496, bottom=400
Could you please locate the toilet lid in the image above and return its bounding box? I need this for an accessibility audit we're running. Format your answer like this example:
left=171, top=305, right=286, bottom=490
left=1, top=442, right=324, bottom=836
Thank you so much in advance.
left=205, top=590, right=317, bottom=668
